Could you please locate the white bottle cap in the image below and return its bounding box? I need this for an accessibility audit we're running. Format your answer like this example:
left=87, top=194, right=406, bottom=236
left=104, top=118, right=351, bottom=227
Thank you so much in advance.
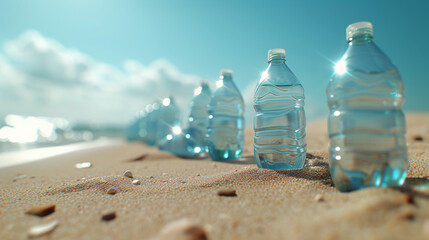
left=220, top=69, right=233, bottom=77
left=268, top=48, right=285, bottom=61
left=346, top=21, right=373, bottom=40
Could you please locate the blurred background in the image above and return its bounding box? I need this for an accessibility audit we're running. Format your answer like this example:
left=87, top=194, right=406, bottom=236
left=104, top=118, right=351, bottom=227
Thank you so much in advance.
left=1, top=0, right=428, bottom=153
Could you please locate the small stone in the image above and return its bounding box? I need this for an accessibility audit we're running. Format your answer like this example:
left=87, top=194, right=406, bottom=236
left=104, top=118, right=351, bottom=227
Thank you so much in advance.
left=162, top=173, right=168, bottom=176
left=28, top=220, right=58, bottom=238
left=196, top=173, right=201, bottom=177
left=413, top=136, right=424, bottom=141
left=107, top=187, right=118, bottom=195
left=212, top=163, right=217, bottom=168
left=148, top=176, right=154, bottom=179
left=101, top=211, right=116, bottom=221
left=132, top=179, right=141, bottom=185
left=128, top=154, right=148, bottom=162
left=123, top=170, right=133, bottom=178
left=12, top=174, right=27, bottom=182
left=157, top=218, right=207, bottom=240
left=217, top=189, right=237, bottom=197
left=75, top=162, right=92, bottom=169
left=25, top=204, right=56, bottom=217
left=315, top=194, right=324, bottom=202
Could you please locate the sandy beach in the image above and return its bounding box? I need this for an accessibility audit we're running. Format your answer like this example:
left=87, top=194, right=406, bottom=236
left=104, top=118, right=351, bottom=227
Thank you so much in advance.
left=0, top=113, right=428, bottom=240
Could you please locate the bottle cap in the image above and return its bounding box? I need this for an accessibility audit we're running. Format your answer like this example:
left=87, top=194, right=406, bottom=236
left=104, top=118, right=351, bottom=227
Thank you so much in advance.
left=268, top=48, right=285, bottom=61
left=201, top=80, right=210, bottom=87
left=220, top=69, right=233, bottom=77
left=346, top=21, right=373, bottom=40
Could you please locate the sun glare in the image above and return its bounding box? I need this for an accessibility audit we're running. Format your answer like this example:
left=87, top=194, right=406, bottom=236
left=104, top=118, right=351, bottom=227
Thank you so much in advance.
left=194, top=87, right=202, bottom=96
left=172, top=126, right=182, bottom=135
left=335, top=60, right=347, bottom=75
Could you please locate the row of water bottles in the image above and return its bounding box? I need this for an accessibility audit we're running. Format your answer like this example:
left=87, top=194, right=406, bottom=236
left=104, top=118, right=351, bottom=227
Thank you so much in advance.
left=127, top=21, right=409, bottom=192
left=254, top=21, right=408, bottom=192
left=126, top=70, right=245, bottom=161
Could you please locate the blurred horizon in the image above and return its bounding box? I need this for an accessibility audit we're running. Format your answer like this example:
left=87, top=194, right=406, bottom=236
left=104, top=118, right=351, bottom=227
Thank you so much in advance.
left=1, top=0, right=428, bottom=128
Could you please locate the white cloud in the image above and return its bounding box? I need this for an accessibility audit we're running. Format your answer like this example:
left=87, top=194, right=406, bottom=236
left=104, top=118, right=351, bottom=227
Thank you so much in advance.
left=0, top=30, right=200, bottom=125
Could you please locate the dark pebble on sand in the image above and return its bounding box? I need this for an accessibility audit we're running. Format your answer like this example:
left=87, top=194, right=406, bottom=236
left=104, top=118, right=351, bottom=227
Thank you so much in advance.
left=217, top=189, right=237, bottom=197
left=101, top=211, right=116, bottom=221
left=25, top=204, right=56, bottom=217
left=413, top=136, right=424, bottom=141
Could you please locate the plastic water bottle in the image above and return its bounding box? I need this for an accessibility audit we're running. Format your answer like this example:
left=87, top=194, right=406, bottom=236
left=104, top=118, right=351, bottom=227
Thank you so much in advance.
left=254, top=48, right=307, bottom=170
left=126, top=110, right=145, bottom=142
left=187, top=81, right=212, bottom=155
left=159, top=125, right=204, bottom=158
left=327, top=22, right=408, bottom=192
left=157, top=96, right=181, bottom=145
left=207, top=70, right=244, bottom=161
left=144, top=101, right=161, bottom=146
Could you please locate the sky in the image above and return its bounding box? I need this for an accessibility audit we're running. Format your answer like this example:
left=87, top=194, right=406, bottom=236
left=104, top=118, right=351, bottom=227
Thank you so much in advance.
left=0, top=0, right=428, bottom=126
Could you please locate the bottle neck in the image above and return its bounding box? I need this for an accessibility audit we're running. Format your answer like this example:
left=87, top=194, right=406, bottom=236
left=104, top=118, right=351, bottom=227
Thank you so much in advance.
left=347, top=33, right=374, bottom=44
left=268, top=55, right=285, bottom=64
left=221, top=75, right=233, bottom=82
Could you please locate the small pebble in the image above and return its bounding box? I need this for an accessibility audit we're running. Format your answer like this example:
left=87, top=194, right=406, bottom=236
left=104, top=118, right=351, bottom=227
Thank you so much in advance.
left=315, top=194, right=324, bottom=202
left=212, top=163, right=217, bottom=168
left=25, top=204, right=56, bottom=217
left=28, top=220, right=58, bottom=238
left=132, top=179, right=141, bottom=185
left=101, top=211, right=116, bottom=221
left=107, top=187, right=118, bottom=195
left=217, top=189, right=237, bottom=197
left=123, top=170, right=133, bottom=178
left=12, top=174, right=27, bottom=182
left=413, top=136, right=424, bottom=141
left=75, top=162, right=92, bottom=169
left=148, top=176, right=154, bottom=179
left=156, top=218, right=207, bottom=240
left=128, top=154, right=147, bottom=162
left=162, top=173, right=168, bottom=176
left=196, top=173, right=201, bottom=177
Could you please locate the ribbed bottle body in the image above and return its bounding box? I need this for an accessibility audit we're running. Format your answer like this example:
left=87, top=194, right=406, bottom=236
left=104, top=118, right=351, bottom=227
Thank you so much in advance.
left=254, top=83, right=307, bottom=170
left=207, top=74, right=244, bottom=161
left=327, top=37, right=408, bottom=192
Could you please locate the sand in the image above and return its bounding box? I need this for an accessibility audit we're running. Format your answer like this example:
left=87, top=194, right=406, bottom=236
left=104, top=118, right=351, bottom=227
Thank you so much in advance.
left=0, top=113, right=428, bottom=240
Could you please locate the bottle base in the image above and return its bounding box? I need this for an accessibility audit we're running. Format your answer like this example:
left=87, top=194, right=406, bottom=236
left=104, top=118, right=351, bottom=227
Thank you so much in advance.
left=208, top=147, right=242, bottom=161
left=254, top=151, right=306, bottom=170
left=329, top=160, right=407, bottom=192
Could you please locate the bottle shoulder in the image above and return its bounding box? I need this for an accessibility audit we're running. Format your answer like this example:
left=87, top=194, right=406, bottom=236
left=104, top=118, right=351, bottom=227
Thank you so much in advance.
left=212, top=82, right=243, bottom=101
left=257, top=63, right=301, bottom=89
left=341, top=42, right=398, bottom=73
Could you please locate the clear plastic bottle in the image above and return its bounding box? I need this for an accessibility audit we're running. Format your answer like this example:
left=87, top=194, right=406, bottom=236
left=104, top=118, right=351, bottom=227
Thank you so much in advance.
left=207, top=70, right=244, bottom=161
left=254, top=48, right=307, bottom=170
left=327, top=22, right=408, bottom=192
left=157, top=96, right=181, bottom=145
left=144, top=101, right=161, bottom=146
left=187, top=81, right=212, bottom=155
left=126, top=110, right=146, bottom=142
left=158, top=125, right=204, bottom=158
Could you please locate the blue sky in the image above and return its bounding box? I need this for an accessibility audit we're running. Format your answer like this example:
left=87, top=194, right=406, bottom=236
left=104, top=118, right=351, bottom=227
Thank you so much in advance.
left=0, top=0, right=428, bottom=125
